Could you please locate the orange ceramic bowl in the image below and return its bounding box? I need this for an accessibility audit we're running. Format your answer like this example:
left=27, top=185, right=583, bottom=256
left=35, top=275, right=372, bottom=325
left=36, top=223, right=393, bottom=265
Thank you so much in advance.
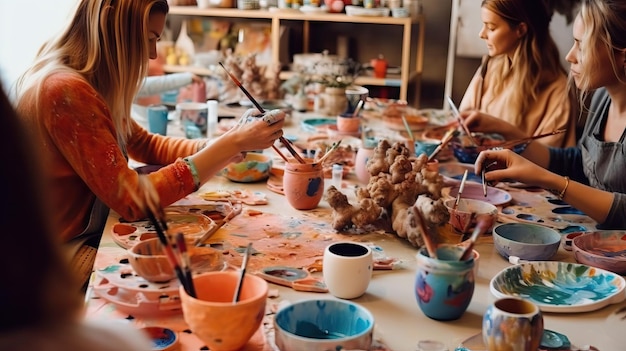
left=222, top=152, right=272, bottom=183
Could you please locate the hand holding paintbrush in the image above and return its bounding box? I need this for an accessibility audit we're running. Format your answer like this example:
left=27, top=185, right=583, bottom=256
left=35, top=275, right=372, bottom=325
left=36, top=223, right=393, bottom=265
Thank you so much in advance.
left=446, top=96, right=478, bottom=147
left=219, top=62, right=305, bottom=164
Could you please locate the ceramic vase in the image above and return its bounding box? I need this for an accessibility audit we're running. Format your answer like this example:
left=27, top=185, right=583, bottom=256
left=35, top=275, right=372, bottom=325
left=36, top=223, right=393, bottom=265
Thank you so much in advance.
left=354, top=137, right=377, bottom=184
left=415, top=246, right=475, bottom=321
left=320, top=87, right=348, bottom=116
left=283, top=161, right=324, bottom=210
left=483, top=297, right=544, bottom=351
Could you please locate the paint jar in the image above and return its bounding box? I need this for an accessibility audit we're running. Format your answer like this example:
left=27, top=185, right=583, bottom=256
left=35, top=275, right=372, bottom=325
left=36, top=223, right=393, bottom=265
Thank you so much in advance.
left=331, top=164, right=343, bottom=189
left=415, top=246, right=475, bottom=321
left=283, top=160, right=324, bottom=210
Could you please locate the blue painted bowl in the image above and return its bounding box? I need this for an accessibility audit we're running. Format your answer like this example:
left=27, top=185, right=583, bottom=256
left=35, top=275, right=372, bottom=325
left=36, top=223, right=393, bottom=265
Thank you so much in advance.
left=573, top=230, right=626, bottom=275
left=415, top=246, right=475, bottom=321
left=492, top=223, right=561, bottom=261
left=222, top=152, right=272, bottom=183
left=274, top=299, right=374, bottom=351
left=413, top=139, right=440, bottom=158
left=450, top=133, right=526, bottom=164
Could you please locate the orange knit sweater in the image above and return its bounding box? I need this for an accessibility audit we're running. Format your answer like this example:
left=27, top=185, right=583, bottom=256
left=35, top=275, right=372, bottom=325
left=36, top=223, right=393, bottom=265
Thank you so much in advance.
left=18, top=73, right=202, bottom=242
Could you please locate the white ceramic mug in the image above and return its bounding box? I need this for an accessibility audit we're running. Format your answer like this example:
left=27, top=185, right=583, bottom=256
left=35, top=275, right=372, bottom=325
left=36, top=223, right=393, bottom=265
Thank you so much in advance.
left=323, top=242, right=373, bottom=299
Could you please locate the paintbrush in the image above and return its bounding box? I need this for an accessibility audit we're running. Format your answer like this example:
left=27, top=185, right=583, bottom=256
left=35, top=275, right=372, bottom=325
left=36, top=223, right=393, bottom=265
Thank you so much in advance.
left=175, top=232, right=196, bottom=298
left=446, top=96, right=478, bottom=147
left=315, top=139, right=342, bottom=165
left=401, top=114, right=415, bottom=141
left=194, top=204, right=237, bottom=246
left=454, top=169, right=469, bottom=210
left=233, top=242, right=253, bottom=303
left=146, top=208, right=190, bottom=295
left=458, top=214, right=492, bottom=261
left=412, top=207, right=438, bottom=259
left=427, top=128, right=456, bottom=162
left=492, top=129, right=567, bottom=150
left=352, top=99, right=364, bottom=118
left=219, top=62, right=305, bottom=164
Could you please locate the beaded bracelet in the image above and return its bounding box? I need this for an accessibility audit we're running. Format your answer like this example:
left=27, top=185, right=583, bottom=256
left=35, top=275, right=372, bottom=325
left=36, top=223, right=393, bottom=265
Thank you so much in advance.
left=550, top=176, right=570, bottom=200
left=183, top=157, right=201, bottom=189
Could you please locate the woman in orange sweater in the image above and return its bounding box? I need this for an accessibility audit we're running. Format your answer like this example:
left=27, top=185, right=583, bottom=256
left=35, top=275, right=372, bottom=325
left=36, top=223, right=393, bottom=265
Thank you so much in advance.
left=14, top=0, right=285, bottom=258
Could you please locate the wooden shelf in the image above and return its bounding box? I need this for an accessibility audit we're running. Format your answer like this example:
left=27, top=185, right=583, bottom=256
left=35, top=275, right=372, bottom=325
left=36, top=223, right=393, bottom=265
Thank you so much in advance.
left=166, top=6, right=424, bottom=104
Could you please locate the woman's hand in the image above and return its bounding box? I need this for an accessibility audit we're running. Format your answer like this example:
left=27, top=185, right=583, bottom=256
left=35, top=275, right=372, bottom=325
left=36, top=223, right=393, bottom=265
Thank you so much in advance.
left=460, top=110, right=527, bottom=140
left=475, top=149, right=551, bottom=188
left=226, top=108, right=286, bottom=151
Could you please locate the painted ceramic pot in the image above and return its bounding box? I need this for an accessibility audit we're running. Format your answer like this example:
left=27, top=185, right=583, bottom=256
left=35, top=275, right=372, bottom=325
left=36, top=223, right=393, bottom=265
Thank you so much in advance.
left=354, top=138, right=377, bottom=184
left=180, top=271, right=268, bottom=351
left=483, top=297, right=544, bottom=351
left=336, top=114, right=360, bottom=133
left=415, top=246, right=475, bottom=321
left=283, top=161, right=324, bottom=210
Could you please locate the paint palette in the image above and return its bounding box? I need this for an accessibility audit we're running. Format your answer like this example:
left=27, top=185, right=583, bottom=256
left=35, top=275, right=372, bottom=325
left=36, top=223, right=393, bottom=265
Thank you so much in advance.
left=490, top=261, right=626, bottom=313
left=447, top=181, right=512, bottom=206
left=111, top=212, right=215, bottom=249
left=92, top=264, right=182, bottom=316
left=498, top=189, right=595, bottom=231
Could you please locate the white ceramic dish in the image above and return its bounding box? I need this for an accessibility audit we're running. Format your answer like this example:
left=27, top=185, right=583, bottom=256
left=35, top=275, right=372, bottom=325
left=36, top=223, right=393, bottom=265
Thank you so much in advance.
left=490, top=261, right=626, bottom=313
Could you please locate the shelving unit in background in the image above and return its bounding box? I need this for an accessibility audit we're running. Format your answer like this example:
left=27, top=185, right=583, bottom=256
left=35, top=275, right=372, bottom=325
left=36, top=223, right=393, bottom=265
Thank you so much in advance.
left=165, top=6, right=425, bottom=105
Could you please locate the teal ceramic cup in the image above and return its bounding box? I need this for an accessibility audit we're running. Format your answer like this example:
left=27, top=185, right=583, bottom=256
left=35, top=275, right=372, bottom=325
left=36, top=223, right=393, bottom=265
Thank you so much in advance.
left=415, top=246, right=475, bottom=321
left=147, top=104, right=169, bottom=136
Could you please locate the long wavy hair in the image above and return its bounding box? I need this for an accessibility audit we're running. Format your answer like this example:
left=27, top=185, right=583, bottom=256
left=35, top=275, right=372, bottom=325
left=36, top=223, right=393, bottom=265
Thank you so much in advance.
left=16, top=0, right=169, bottom=146
left=481, top=0, right=566, bottom=118
left=575, top=0, right=626, bottom=94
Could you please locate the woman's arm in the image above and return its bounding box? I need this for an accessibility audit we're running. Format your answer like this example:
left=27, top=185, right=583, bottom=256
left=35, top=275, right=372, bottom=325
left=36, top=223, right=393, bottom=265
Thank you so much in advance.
left=476, top=149, right=614, bottom=225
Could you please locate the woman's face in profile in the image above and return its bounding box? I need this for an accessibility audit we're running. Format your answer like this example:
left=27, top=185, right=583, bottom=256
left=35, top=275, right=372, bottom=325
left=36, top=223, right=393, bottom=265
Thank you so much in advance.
left=479, top=8, right=524, bottom=59
left=566, top=14, right=623, bottom=91
left=147, top=12, right=166, bottom=60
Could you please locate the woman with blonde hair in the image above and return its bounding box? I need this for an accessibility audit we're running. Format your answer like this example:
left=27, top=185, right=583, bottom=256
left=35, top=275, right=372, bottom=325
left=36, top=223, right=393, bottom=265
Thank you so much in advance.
left=459, top=0, right=576, bottom=147
left=14, top=0, right=285, bottom=283
left=477, top=0, right=626, bottom=229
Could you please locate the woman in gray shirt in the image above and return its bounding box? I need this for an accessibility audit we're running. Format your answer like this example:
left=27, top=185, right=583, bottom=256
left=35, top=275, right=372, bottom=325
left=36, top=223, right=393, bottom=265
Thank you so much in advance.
left=473, top=0, right=626, bottom=229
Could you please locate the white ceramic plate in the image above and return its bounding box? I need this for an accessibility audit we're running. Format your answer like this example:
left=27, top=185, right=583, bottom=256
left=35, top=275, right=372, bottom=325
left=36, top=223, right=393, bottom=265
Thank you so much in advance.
left=490, top=261, right=626, bottom=313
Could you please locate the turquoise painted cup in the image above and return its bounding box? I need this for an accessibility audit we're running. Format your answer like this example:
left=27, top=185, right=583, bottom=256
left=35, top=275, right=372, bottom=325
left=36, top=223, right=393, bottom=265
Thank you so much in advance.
left=415, top=246, right=475, bottom=321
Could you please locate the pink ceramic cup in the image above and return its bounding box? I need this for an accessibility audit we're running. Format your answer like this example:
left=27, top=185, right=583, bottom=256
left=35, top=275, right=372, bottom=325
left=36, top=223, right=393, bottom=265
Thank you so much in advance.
left=180, top=271, right=268, bottom=351
left=336, top=115, right=360, bottom=133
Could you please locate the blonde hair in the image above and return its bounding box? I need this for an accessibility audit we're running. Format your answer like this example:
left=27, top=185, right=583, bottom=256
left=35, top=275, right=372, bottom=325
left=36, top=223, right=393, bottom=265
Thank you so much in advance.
left=481, top=0, right=565, bottom=119
left=575, top=0, right=626, bottom=93
left=15, top=0, right=169, bottom=147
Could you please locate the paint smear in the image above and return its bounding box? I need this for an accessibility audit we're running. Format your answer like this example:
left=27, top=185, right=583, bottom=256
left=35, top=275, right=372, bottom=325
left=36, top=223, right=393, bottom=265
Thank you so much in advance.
left=552, top=207, right=585, bottom=215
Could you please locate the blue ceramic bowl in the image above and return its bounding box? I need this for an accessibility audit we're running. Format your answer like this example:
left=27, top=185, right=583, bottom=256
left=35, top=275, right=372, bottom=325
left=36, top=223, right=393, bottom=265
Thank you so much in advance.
left=414, top=139, right=440, bottom=158
left=450, top=133, right=526, bottom=164
left=572, top=230, right=626, bottom=275
left=274, top=299, right=374, bottom=351
left=492, top=223, right=561, bottom=261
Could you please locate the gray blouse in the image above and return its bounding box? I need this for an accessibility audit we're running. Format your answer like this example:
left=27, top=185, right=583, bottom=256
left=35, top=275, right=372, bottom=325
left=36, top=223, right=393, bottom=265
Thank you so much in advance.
left=548, top=88, right=626, bottom=229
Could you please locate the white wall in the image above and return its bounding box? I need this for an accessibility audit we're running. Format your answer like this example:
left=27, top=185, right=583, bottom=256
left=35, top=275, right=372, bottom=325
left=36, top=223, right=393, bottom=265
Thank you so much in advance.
left=0, top=0, right=76, bottom=95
